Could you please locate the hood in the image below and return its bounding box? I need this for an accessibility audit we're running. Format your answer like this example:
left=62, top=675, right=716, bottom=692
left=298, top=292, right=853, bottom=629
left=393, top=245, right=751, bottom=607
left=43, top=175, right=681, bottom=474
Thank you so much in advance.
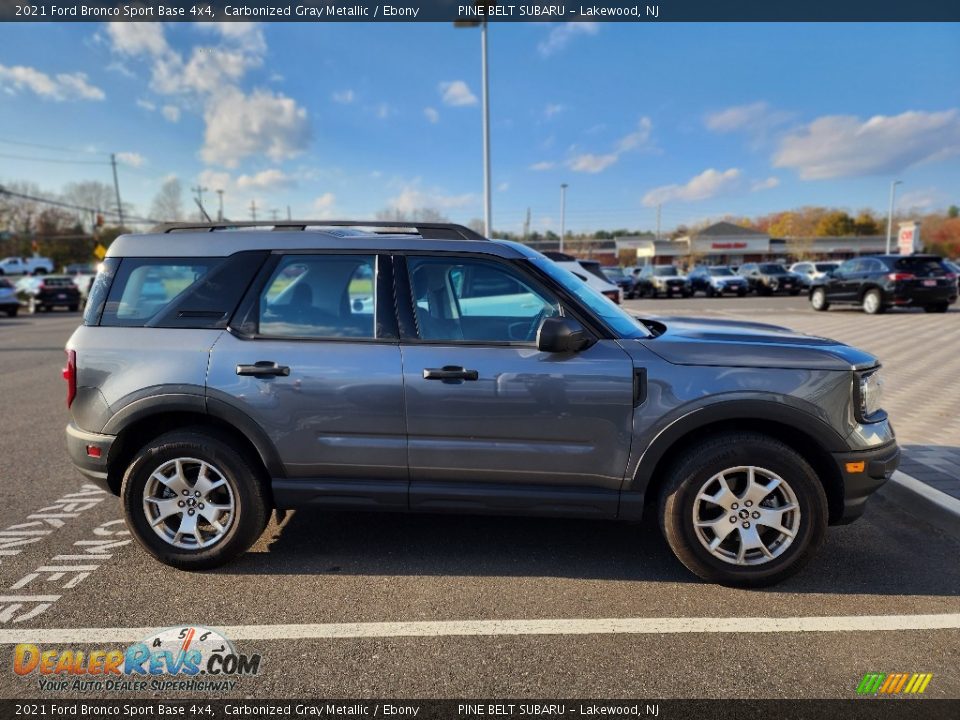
left=651, top=275, right=688, bottom=282
left=632, top=316, right=878, bottom=371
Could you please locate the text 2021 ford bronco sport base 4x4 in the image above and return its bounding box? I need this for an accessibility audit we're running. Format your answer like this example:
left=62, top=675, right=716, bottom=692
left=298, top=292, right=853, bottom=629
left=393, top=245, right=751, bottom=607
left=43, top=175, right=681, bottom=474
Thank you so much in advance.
left=64, top=221, right=899, bottom=587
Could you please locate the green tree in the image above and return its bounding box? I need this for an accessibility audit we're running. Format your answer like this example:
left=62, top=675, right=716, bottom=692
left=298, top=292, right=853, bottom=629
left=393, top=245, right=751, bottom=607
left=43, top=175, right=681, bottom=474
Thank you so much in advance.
left=948, top=205, right=959, bottom=219
left=853, top=211, right=881, bottom=236
left=815, top=211, right=855, bottom=237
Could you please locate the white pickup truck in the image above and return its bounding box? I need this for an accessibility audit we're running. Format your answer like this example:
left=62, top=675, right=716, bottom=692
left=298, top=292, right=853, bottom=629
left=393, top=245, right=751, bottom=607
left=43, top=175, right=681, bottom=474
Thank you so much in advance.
left=0, top=256, right=54, bottom=275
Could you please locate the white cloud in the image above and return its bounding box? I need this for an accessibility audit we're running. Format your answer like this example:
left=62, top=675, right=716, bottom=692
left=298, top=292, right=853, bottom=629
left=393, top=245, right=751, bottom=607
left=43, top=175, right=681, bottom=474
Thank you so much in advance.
left=237, top=169, right=294, bottom=190
left=497, top=182, right=510, bottom=192
left=642, top=168, right=742, bottom=207
left=332, top=89, right=355, bottom=104
left=0, top=65, right=104, bottom=101
left=529, top=161, right=556, bottom=171
left=567, top=117, right=653, bottom=174
left=569, top=153, right=618, bottom=174
left=774, top=110, right=960, bottom=180
left=116, top=152, right=146, bottom=167
left=313, top=192, right=336, bottom=218
left=751, top=176, right=780, bottom=191
left=201, top=87, right=310, bottom=168
left=136, top=98, right=156, bottom=111
left=387, top=180, right=475, bottom=214
left=106, top=22, right=169, bottom=57
left=424, top=107, right=439, bottom=124
left=538, top=23, right=599, bottom=57
left=439, top=80, right=477, bottom=107
left=375, top=102, right=393, bottom=119
left=705, top=101, right=774, bottom=133
left=161, top=105, right=181, bottom=123
left=898, top=188, right=941, bottom=210
left=198, top=169, right=233, bottom=192
left=544, top=103, right=564, bottom=118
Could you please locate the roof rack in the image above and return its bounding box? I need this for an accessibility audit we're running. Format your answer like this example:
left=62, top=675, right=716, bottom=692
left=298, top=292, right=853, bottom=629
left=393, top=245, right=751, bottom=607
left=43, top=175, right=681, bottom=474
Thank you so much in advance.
left=152, top=220, right=488, bottom=241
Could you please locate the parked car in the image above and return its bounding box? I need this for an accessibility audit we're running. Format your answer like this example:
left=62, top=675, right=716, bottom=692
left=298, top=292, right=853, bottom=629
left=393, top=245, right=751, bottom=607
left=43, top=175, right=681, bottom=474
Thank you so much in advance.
left=810, top=254, right=958, bottom=314
left=65, top=263, right=99, bottom=306
left=738, top=263, right=802, bottom=295
left=16, top=275, right=81, bottom=313
left=0, top=277, right=19, bottom=317
left=0, top=256, right=54, bottom=276
left=542, top=252, right=623, bottom=304
left=65, top=220, right=898, bottom=587
left=632, top=264, right=691, bottom=298
left=688, top=266, right=749, bottom=297
left=601, top=266, right=635, bottom=299
left=790, top=261, right=841, bottom=289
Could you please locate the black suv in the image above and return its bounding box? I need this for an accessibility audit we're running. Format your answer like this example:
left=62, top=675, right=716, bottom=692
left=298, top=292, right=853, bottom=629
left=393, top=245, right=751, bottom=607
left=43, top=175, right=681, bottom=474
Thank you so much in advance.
left=738, top=263, right=801, bottom=296
left=810, top=254, right=957, bottom=314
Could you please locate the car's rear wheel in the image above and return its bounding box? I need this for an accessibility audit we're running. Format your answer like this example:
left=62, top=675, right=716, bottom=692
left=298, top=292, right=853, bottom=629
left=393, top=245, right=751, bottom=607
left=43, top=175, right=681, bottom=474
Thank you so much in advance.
left=4, top=307, right=16, bottom=318
left=68, top=304, right=79, bottom=312
left=121, top=429, right=270, bottom=570
left=923, top=303, right=949, bottom=313
left=810, top=288, right=829, bottom=311
left=659, top=433, right=828, bottom=587
left=862, top=289, right=884, bottom=314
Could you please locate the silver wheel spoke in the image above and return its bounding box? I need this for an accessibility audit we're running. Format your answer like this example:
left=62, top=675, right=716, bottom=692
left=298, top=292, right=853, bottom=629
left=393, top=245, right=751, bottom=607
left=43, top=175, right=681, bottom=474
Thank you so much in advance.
left=194, top=463, right=226, bottom=497
left=146, top=497, right=182, bottom=525
left=698, top=473, right=735, bottom=510
left=736, top=525, right=773, bottom=564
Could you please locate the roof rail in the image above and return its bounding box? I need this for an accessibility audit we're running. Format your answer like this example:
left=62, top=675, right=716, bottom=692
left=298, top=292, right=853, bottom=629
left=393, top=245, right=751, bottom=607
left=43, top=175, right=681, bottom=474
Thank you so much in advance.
left=152, top=220, right=488, bottom=241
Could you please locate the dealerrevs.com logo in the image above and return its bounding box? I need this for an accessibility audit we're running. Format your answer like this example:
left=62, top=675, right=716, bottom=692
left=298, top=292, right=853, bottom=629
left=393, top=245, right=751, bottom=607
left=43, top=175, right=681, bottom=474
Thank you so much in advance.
left=13, top=625, right=261, bottom=693
left=856, top=673, right=933, bottom=696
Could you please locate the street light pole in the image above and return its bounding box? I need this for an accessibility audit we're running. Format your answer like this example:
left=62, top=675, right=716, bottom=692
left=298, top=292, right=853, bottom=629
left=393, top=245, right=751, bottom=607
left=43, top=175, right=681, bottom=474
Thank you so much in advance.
left=559, top=183, right=568, bottom=253
left=480, top=20, right=492, bottom=238
left=886, top=179, right=902, bottom=254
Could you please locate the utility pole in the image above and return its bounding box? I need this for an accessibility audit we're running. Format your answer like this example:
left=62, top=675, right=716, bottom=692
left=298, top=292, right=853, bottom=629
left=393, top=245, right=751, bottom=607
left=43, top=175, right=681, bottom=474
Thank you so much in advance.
left=522, top=207, right=530, bottom=242
left=216, top=189, right=224, bottom=222
left=559, top=183, right=568, bottom=253
left=886, top=179, right=902, bottom=254
left=110, top=153, right=125, bottom=229
left=286, top=205, right=292, bottom=221
left=270, top=209, right=279, bottom=222
left=249, top=200, right=258, bottom=222
left=191, top=185, right=208, bottom=210
left=656, top=204, right=662, bottom=241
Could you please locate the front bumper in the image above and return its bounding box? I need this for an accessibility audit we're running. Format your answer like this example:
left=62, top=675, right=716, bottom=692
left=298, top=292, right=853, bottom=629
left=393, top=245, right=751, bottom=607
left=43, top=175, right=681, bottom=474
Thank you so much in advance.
left=832, top=440, right=900, bottom=523
left=66, top=421, right=116, bottom=494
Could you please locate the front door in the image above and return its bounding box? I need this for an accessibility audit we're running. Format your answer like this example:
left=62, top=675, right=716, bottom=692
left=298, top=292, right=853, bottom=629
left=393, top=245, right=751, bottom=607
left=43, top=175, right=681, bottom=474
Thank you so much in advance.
left=398, top=255, right=635, bottom=516
left=206, top=252, right=407, bottom=509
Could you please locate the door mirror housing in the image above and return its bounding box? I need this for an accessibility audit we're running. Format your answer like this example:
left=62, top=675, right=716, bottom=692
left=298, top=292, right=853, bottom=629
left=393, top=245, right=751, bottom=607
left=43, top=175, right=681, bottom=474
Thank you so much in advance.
left=537, top=316, right=595, bottom=354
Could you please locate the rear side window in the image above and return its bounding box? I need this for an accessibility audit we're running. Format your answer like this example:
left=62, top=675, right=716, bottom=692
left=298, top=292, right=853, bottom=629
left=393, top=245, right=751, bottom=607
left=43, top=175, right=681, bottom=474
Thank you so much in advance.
left=96, top=253, right=267, bottom=328
left=258, top=254, right=376, bottom=339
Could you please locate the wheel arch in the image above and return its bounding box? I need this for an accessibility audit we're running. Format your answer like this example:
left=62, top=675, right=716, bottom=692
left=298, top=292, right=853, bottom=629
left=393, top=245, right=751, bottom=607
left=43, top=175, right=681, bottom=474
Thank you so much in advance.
left=623, top=402, right=846, bottom=524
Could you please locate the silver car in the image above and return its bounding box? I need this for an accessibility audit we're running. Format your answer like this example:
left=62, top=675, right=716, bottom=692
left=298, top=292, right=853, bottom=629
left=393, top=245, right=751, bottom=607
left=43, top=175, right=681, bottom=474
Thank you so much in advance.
left=65, top=221, right=899, bottom=587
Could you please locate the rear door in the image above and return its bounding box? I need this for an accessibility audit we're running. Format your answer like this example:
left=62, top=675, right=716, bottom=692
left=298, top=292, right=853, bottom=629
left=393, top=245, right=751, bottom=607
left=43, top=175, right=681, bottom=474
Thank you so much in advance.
left=828, top=259, right=860, bottom=302
left=206, top=252, right=407, bottom=510
left=397, top=254, right=634, bottom=516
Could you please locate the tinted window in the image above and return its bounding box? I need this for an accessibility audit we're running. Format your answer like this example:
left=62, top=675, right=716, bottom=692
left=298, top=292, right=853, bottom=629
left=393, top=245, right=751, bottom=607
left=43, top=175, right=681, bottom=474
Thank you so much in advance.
left=893, top=257, right=947, bottom=277
left=259, top=254, right=375, bottom=339
left=710, top=267, right=734, bottom=276
left=653, top=266, right=680, bottom=276
left=408, top=257, right=559, bottom=343
left=759, top=264, right=787, bottom=273
left=101, top=258, right=220, bottom=327
left=815, top=263, right=837, bottom=272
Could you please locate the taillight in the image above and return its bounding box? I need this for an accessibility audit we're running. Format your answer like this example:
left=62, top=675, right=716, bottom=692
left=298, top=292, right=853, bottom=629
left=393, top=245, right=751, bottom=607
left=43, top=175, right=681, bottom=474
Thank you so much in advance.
left=946, top=273, right=957, bottom=281
left=602, top=289, right=621, bottom=304
left=63, top=350, right=76, bottom=408
left=886, top=273, right=915, bottom=281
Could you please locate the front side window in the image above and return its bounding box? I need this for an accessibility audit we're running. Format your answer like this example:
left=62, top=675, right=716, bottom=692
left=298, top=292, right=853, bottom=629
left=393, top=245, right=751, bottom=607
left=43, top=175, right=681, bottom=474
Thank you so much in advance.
left=259, top=254, right=375, bottom=339
left=407, top=257, right=560, bottom=343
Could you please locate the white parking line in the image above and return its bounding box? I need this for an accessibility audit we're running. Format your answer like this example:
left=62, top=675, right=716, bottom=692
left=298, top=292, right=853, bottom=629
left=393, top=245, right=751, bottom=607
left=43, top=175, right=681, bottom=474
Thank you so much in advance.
left=1, top=613, right=958, bottom=644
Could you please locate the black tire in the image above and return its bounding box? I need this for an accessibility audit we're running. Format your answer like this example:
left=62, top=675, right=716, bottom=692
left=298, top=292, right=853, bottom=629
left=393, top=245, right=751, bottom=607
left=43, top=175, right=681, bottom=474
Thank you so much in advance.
left=862, top=288, right=885, bottom=314
left=737, top=288, right=746, bottom=297
left=659, top=432, right=828, bottom=587
left=923, top=303, right=949, bottom=313
left=121, top=428, right=271, bottom=570
left=789, top=289, right=801, bottom=296
left=5, top=307, right=16, bottom=318
left=810, top=287, right=830, bottom=311
left=68, top=304, right=79, bottom=312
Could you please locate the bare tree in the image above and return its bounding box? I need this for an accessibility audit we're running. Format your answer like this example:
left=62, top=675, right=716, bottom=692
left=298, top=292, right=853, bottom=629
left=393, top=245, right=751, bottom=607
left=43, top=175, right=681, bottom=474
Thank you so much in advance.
left=374, top=207, right=449, bottom=223
left=150, top=178, right=185, bottom=222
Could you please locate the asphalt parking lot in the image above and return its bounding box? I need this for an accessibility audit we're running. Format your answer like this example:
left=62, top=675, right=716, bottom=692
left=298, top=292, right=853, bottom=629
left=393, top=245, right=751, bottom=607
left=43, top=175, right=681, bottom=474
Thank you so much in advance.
left=0, top=301, right=958, bottom=700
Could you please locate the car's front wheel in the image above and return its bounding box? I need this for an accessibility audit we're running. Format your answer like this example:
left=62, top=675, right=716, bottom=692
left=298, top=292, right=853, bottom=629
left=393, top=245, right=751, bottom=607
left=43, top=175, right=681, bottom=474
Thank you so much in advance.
left=659, top=433, right=828, bottom=587
left=121, top=429, right=270, bottom=570
left=810, top=288, right=829, bottom=311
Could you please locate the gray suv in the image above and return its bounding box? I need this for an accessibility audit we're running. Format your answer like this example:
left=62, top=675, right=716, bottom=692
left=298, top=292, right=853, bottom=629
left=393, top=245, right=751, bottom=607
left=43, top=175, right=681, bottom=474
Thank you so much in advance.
left=65, top=221, right=899, bottom=586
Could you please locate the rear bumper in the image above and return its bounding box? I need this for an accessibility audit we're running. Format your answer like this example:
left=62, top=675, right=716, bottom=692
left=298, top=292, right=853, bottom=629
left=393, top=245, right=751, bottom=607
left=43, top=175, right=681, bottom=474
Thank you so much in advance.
left=832, top=441, right=900, bottom=523
left=66, top=422, right=116, bottom=494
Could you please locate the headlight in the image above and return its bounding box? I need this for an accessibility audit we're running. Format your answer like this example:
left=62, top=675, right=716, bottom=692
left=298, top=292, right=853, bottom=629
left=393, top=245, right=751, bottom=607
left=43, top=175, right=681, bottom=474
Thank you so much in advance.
left=857, top=369, right=884, bottom=420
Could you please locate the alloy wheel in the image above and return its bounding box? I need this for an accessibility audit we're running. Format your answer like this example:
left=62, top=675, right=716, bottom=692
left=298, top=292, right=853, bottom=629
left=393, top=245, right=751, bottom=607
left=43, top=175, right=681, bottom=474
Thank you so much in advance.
left=692, top=465, right=801, bottom=566
left=142, top=457, right=235, bottom=550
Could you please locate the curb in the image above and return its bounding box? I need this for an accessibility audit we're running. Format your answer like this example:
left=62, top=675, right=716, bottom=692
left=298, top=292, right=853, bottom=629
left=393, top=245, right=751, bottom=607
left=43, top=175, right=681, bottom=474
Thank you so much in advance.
left=877, top=470, right=960, bottom=540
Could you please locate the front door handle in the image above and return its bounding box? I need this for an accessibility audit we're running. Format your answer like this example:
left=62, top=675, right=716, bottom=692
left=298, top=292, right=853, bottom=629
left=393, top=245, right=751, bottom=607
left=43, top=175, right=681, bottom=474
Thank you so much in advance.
left=423, top=366, right=479, bottom=381
left=236, top=361, right=290, bottom=378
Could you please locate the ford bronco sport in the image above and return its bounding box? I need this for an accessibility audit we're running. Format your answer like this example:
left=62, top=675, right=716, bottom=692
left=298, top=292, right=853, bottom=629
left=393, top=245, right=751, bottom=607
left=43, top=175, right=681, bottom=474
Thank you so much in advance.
left=65, top=221, right=899, bottom=586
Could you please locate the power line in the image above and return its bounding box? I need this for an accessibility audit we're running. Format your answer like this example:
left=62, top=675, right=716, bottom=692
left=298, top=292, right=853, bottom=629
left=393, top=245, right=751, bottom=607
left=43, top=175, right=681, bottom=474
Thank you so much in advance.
left=0, top=137, right=106, bottom=156
left=0, top=185, right=159, bottom=225
left=0, top=151, right=110, bottom=166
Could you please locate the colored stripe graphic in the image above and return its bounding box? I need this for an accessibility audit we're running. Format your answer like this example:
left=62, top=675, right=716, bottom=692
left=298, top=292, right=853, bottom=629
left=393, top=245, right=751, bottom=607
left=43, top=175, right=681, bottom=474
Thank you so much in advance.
left=858, top=672, right=932, bottom=694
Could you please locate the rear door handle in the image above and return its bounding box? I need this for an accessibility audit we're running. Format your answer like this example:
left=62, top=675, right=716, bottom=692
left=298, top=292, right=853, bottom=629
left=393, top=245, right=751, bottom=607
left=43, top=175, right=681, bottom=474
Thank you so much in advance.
left=236, top=361, right=290, bottom=378
left=423, top=366, right=479, bottom=381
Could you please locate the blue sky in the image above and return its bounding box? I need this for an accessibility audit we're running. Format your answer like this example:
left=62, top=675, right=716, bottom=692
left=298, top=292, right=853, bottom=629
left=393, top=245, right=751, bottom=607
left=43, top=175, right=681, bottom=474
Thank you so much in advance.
left=1, top=21, right=958, bottom=234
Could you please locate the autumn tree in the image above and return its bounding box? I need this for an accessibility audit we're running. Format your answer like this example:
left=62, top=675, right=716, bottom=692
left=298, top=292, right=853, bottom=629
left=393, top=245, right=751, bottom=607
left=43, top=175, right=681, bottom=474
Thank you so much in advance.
left=815, top=211, right=855, bottom=237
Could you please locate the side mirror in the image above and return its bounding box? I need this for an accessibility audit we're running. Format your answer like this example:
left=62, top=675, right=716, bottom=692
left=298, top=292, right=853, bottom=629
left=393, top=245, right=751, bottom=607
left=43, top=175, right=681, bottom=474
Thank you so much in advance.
left=537, top=316, right=595, bottom=354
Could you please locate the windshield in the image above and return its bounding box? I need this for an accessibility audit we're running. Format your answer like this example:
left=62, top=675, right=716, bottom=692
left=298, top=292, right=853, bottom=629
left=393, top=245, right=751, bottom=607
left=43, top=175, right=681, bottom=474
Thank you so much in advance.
left=653, top=266, right=681, bottom=276
left=531, top=258, right=649, bottom=339
left=709, top=268, right=734, bottom=276
left=815, top=263, right=838, bottom=272
left=759, top=264, right=788, bottom=273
